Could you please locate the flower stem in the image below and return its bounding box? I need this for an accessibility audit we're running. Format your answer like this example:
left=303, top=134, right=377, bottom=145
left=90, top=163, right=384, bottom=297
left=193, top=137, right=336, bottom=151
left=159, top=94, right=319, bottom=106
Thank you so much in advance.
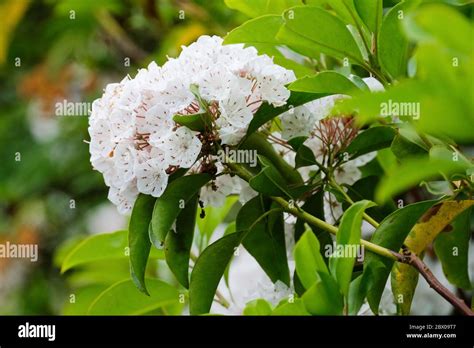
left=328, top=178, right=380, bottom=228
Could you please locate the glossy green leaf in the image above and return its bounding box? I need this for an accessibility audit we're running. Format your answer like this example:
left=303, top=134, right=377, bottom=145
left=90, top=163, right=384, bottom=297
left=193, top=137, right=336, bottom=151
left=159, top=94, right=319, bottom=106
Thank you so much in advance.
left=61, top=230, right=163, bottom=273
left=238, top=196, right=290, bottom=285
left=189, top=232, right=242, bottom=315
left=294, top=191, right=333, bottom=265
left=62, top=284, right=108, bottom=315
left=348, top=274, right=369, bottom=315
left=223, top=15, right=313, bottom=77
left=295, top=144, right=317, bottom=168
left=240, top=133, right=303, bottom=185
left=224, top=15, right=282, bottom=46
left=362, top=200, right=436, bottom=313
left=391, top=134, right=427, bottom=160
left=302, top=272, right=344, bottom=315
left=345, top=126, right=396, bottom=159
left=330, top=200, right=375, bottom=297
left=294, top=229, right=329, bottom=290
left=288, top=71, right=363, bottom=95
left=129, top=194, right=156, bottom=295
left=164, top=195, right=198, bottom=288
left=88, top=279, right=180, bottom=315
left=355, top=0, right=383, bottom=35
left=249, top=158, right=291, bottom=198
left=224, top=0, right=302, bottom=18
left=378, top=0, right=420, bottom=79
left=278, top=6, right=364, bottom=63
left=151, top=174, right=211, bottom=247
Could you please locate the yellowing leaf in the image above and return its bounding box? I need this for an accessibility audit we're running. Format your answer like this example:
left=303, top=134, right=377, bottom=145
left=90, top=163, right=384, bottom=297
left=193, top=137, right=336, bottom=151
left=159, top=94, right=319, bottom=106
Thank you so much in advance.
left=391, top=200, right=474, bottom=315
left=404, top=200, right=474, bottom=255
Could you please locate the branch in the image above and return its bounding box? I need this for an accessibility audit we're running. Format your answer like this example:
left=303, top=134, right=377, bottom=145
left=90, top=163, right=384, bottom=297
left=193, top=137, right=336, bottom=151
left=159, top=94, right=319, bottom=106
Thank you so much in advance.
left=227, top=160, right=474, bottom=315
left=393, top=246, right=473, bottom=316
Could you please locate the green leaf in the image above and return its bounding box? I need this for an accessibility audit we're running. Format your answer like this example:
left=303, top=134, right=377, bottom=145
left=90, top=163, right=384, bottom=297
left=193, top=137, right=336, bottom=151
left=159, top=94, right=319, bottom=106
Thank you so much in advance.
left=302, top=272, right=344, bottom=315
left=238, top=196, right=290, bottom=285
left=294, top=191, right=333, bottom=266
left=288, top=71, right=363, bottom=95
left=173, top=112, right=211, bottom=132
left=295, top=144, right=317, bottom=168
left=189, top=232, right=242, bottom=314
left=378, top=0, right=420, bottom=79
left=61, top=230, right=160, bottom=273
left=271, top=299, right=310, bottom=315
left=375, top=157, right=471, bottom=203
left=151, top=174, right=211, bottom=247
left=164, top=195, right=198, bottom=288
left=224, top=15, right=282, bottom=46
left=88, top=279, right=180, bottom=315
left=278, top=6, right=364, bottom=63
left=223, top=15, right=313, bottom=77
left=249, top=158, right=292, bottom=198
left=197, top=196, right=238, bottom=239
left=294, top=229, right=329, bottom=290
left=348, top=274, right=369, bottom=315
left=345, top=126, right=396, bottom=159
left=355, top=0, right=383, bottom=36
left=129, top=194, right=156, bottom=295
left=240, top=133, right=303, bottom=185
left=429, top=145, right=473, bottom=170
left=434, top=207, right=472, bottom=290
left=362, top=200, right=437, bottom=313
left=403, top=4, right=473, bottom=56
left=224, top=0, right=302, bottom=17
left=246, top=92, right=322, bottom=137
left=243, top=299, right=273, bottom=315
left=62, top=284, right=109, bottom=315
left=391, top=134, right=427, bottom=160
left=330, top=200, right=375, bottom=297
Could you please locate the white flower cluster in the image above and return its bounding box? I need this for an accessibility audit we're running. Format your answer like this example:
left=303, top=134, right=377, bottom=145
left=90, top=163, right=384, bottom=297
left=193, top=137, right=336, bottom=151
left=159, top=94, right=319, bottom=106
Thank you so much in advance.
left=88, top=36, right=295, bottom=214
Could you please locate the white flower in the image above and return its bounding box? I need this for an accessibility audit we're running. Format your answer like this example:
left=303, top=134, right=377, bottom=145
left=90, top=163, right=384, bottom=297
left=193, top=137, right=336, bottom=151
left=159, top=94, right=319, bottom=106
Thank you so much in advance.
left=157, top=127, right=202, bottom=168
left=280, top=105, right=317, bottom=140
left=107, top=182, right=139, bottom=215
left=136, top=158, right=169, bottom=198
left=89, top=35, right=296, bottom=213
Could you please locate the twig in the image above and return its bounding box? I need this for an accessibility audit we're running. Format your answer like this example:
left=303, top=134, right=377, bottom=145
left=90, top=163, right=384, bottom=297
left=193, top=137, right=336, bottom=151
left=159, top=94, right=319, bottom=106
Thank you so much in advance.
left=393, top=247, right=473, bottom=316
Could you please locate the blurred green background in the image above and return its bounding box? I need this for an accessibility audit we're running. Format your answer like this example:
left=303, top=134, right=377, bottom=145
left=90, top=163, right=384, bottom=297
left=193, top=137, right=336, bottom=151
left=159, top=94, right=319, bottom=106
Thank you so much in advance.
left=0, top=0, right=245, bottom=315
